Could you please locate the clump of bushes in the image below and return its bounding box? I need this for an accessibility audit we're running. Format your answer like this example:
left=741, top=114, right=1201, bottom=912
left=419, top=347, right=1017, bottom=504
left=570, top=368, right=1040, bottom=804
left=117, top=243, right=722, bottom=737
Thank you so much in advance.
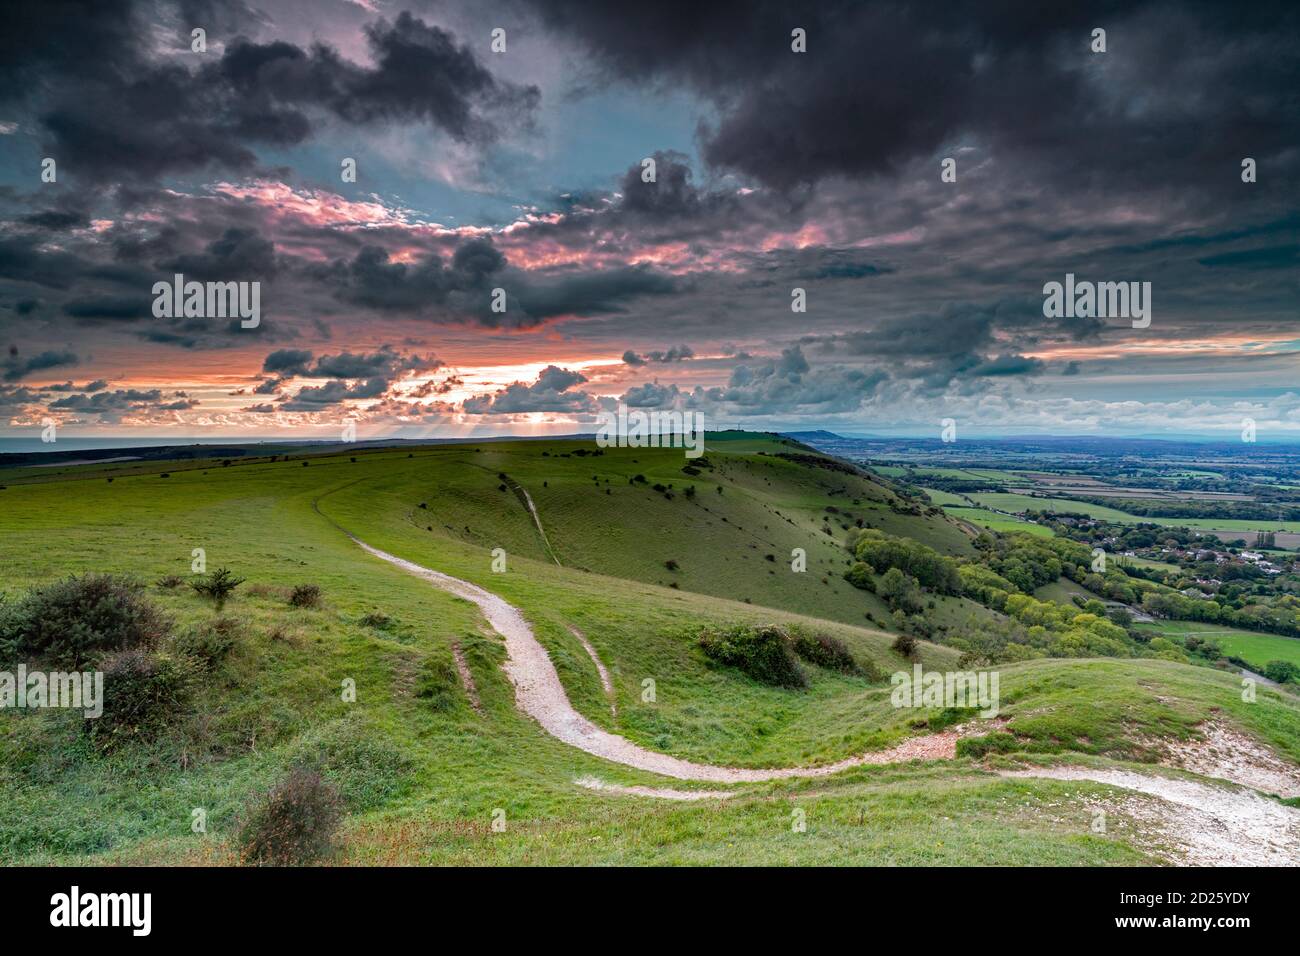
left=289, top=584, right=322, bottom=608
left=0, top=574, right=167, bottom=667
left=155, top=574, right=184, bottom=589
left=88, top=648, right=200, bottom=748
left=236, top=767, right=343, bottom=866
left=1263, top=660, right=1300, bottom=685
left=791, top=629, right=860, bottom=674
left=892, top=632, right=918, bottom=658
left=191, top=567, right=245, bottom=608
left=698, top=624, right=807, bottom=688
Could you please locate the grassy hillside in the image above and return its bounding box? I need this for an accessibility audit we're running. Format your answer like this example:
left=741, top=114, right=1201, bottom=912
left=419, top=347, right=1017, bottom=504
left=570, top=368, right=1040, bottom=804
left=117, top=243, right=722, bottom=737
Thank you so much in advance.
left=3, top=437, right=1299, bottom=865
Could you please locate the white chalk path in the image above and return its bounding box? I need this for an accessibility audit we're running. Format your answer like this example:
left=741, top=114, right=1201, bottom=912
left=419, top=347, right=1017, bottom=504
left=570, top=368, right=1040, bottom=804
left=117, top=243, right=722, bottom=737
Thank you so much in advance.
left=351, top=537, right=963, bottom=783
left=1002, top=767, right=1300, bottom=866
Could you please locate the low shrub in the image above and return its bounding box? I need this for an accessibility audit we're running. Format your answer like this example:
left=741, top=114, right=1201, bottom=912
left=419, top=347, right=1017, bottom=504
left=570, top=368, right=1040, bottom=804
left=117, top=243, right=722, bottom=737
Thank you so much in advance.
left=191, top=567, right=245, bottom=607
left=289, top=584, right=322, bottom=608
left=170, top=617, right=240, bottom=667
left=955, top=732, right=1019, bottom=758
left=236, top=767, right=343, bottom=866
left=0, top=574, right=167, bottom=667
left=697, top=624, right=807, bottom=688
left=155, top=574, right=184, bottom=589
left=891, top=632, right=918, bottom=658
left=88, top=648, right=199, bottom=748
left=791, top=629, right=860, bottom=674
left=843, top=562, right=875, bottom=592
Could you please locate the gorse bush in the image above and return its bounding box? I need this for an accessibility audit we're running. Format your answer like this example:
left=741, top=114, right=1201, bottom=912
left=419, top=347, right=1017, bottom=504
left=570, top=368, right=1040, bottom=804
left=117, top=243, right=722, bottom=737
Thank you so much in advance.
left=0, top=574, right=167, bottom=667
left=697, top=624, right=807, bottom=688
left=289, top=584, right=322, bottom=608
left=236, top=767, right=343, bottom=866
left=87, top=648, right=199, bottom=749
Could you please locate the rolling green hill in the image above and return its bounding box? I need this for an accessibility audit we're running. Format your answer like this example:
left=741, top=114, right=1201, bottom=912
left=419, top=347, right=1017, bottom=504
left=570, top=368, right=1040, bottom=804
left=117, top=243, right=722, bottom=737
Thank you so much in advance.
left=2, top=437, right=1299, bottom=865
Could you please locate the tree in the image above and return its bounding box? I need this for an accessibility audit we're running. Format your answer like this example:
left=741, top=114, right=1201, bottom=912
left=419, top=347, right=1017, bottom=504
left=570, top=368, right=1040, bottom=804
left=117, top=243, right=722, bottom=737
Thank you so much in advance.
left=191, top=567, right=245, bottom=608
left=878, top=568, right=923, bottom=613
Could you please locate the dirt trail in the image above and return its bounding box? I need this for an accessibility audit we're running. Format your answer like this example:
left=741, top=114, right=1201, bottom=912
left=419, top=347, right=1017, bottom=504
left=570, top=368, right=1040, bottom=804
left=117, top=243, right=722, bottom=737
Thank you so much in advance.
left=503, top=476, right=560, bottom=566
left=352, top=537, right=962, bottom=783
left=451, top=641, right=481, bottom=713
left=574, top=776, right=733, bottom=800
left=569, top=625, right=616, bottom=717
left=1002, top=767, right=1300, bottom=866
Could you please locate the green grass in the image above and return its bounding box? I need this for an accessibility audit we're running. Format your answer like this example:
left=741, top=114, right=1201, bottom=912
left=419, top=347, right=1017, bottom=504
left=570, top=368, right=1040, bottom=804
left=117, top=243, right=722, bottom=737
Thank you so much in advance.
left=1138, top=621, right=1300, bottom=671
left=945, top=506, right=1055, bottom=537
left=919, top=487, right=970, bottom=507
left=968, top=493, right=1138, bottom=521
left=968, top=491, right=1300, bottom=532
left=1115, top=555, right=1182, bottom=574
left=3, top=438, right=1300, bottom=865
left=1033, top=578, right=1105, bottom=605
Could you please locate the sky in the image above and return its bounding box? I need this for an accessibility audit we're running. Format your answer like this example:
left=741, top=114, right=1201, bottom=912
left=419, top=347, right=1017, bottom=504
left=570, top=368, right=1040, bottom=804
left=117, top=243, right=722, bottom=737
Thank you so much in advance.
left=1, top=0, right=1298, bottom=444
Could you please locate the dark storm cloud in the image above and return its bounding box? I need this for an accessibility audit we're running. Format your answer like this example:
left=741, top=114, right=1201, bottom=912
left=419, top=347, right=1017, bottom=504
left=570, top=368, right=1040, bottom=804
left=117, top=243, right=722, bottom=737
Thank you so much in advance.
left=258, top=347, right=439, bottom=409
left=0, top=239, right=87, bottom=290
left=330, top=240, right=506, bottom=312
left=47, top=388, right=169, bottom=420
left=528, top=0, right=1300, bottom=194
left=462, top=365, right=596, bottom=414
left=713, top=346, right=888, bottom=415
left=3, top=349, right=79, bottom=382
left=622, top=345, right=694, bottom=366
left=262, top=349, right=314, bottom=375
left=325, top=239, right=677, bottom=328
left=42, top=380, right=108, bottom=393
left=310, top=347, right=438, bottom=379
left=497, top=267, right=678, bottom=327
left=1197, top=245, right=1300, bottom=270
left=62, top=295, right=154, bottom=320
left=3, top=2, right=539, bottom=183
left=279, top=376, right=390, bottom=410
left=22, top=209, right=90, bottom=231
left=163, top=228, right=279, bottom=280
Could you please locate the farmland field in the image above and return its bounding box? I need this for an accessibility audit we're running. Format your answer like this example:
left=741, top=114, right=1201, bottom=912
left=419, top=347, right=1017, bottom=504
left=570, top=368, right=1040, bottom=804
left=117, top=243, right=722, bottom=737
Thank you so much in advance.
left=944, top=506, right=1055, bottom=536
left=1139, top=621, right=1300, bottom=671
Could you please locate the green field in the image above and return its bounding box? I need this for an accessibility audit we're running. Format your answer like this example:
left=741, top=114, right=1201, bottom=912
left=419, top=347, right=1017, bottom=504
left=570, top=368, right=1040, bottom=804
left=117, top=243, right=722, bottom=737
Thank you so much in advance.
left=1115, top=555, right=1182, bottom=574
left=945, top=506, right=1055, bottom=537
left=968, top=493, right=1139, bottom=521
left=873, top=466, right=1024, bottom=483
left=1139, top=621, right=1300, bottom=671
left=968, top=491, right=1300, bottom=532
left=919, top=487, right=970, bottom=507
left=3, top=436, right=1299, bottom=865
